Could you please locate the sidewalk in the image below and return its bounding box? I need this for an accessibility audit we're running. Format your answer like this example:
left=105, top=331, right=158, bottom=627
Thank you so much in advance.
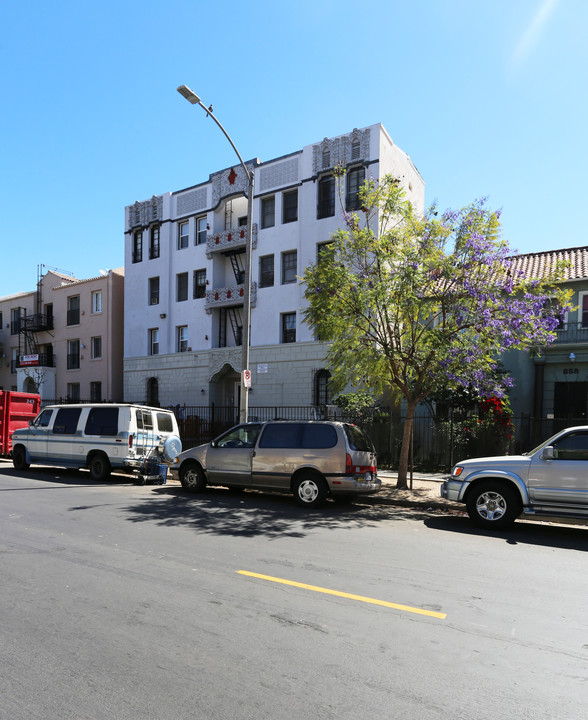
left=364, top=469, right=464, bottom=513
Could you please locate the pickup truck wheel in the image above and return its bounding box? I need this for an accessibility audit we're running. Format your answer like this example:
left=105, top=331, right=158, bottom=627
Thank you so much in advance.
left=89, top=453, right=112, bottom=482
left=13, top=446, right=30, bottom=471
left=466, top=481, right=521, bottom=529
left=180, top=462, right=206, bottom=492
left=293, top=476, right=328, bottom=508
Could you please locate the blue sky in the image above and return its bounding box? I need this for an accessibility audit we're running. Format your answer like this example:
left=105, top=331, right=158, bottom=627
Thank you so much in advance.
left=1, top=0, right=586, bottom=297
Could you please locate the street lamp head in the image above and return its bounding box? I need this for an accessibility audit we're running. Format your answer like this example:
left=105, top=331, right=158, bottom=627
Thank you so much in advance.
left=177, top=85, right=200, bottom=105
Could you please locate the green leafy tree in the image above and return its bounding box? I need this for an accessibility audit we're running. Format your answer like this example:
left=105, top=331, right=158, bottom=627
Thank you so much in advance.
left=302, top=173, right=571, bottom=487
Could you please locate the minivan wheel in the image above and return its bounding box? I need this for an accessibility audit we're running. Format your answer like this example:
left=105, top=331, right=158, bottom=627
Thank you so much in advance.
left=294, top=476, right=328, bottom=508
left=180, top=462, right=206, bottom=492
left=13, top=446, right=30, bottom=471
left=88, top=453, right=112, bottom=482
left=466, top=481, right=521, bottom=529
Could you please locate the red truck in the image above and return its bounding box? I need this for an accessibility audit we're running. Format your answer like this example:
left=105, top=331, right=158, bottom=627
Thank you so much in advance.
left=0, top=391, right=41, bottom=456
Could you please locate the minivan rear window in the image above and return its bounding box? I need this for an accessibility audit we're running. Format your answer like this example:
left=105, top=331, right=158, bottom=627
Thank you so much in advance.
left=85, top=407, right=119, bottom=436
left=343, top=424, right=374, bottom=452
left=301, top=424, right=337, bottom=449
left=53, top=407, right=82, bottom=435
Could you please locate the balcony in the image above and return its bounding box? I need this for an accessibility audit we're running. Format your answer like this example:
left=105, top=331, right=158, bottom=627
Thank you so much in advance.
left=552, top=323, right=588, bottom=345
left=205, top=282, right=257, bottom=313
left=206, top=224, right=258, bottom=258
left=21, top=313, right=54, bottom=332
left=16, top=353, right=55, bottom=369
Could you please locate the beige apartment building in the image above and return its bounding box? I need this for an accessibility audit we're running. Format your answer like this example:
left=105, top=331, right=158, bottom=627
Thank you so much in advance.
left=0, top=268, right=124, bottom=402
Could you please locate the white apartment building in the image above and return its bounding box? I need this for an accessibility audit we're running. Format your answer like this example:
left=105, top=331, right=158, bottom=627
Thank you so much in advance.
left=123, top=123, right=424, bottom=410
left=0, top=268, right=124, bottom=402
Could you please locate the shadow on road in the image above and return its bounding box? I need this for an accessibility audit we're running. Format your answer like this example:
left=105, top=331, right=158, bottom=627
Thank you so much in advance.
left=121, top=486, right=433, bottom=538
left=424, top=515, right=588, bottom=551
left=0, top=464, right=138, bottom=488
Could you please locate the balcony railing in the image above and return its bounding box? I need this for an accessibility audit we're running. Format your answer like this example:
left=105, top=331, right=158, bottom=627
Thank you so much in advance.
left=552, top=323, right=588, bottom=344
left=206, top=224, right=258, bottom=257
left=16, top=353, right=55, bottom=369
left=21, top=313, right=54, bottom=332
left=205, top=282, right=257, bottom=312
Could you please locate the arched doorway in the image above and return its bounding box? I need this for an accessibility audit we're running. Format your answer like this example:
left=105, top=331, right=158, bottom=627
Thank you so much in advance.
left=146, top=377, right=159, bottom=407
left=23, top=376, right=38, bottom=394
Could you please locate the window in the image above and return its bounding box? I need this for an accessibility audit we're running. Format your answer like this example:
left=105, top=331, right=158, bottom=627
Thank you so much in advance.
left=133, top=230, right=143, bottom=263
left=351, top=140, right=361, bottom=161
left=0, top=311, right=3, bottom=328
left=579, top=292, right=588, bottom=328
left=215, top=424, right=262, bottom=449
left=317, top=242, right=333, bottom=262
left=281, top=312, right=296, bottom=343
left=66, top=384, right=80, bottom=402
left=67, top=295, right=80, bottom=326
left=177, top=272, right=188, bottom=302
left=53, top=406, right=81, bottom=433
left=89, top=382, right=103, bottom=403
left=196, top=217, right=207, bottom=245
left=149, top=328, right=159, bottom=356
left=10, top=308, right=21, bottom=334
left=322, top=148, right=331, bottom=169
left=281, top=251, right=297, bottom=284
left=261, top=196, right=275, bottom=229
left=85, top=406, right=118, bottom=435
left=67, top=339, right=80, bottom=369
left=150, top=225, right=160, bottom=259
left=177, top=325, right=188, bottom=352
left=283, top=189, right=298, bottom=223
left=178, top=221, right=189, bottom=249
left=315, top=369, right=331, bottom=406
left=156, top=413, right=174, bottom=433
left=346, top=166, right=365, bottom=211
left=91, top=336, right=102, bottom=359
left=259, top=255, right=274, bottom=288
left=91, top=290, right=102, bottom=314
left=238, top=216, right=248, bottom=226
left=551, top=430, right=588, bottom=459
left=317, top=175, right=335, bottom=218
left=149, top=276, right=160, bottom=305
left=193, top=269, right=206, bottom=299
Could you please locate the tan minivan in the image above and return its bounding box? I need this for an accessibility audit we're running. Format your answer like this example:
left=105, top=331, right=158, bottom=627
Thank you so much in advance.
left=171, top=420, right=380, bottom=507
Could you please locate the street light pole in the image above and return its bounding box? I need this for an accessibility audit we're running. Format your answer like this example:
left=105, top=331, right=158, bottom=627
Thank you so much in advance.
left=177, top=85, right=253, bottom=423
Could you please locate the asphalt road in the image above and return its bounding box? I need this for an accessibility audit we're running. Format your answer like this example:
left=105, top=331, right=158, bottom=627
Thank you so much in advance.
left=1, top=463, right=587, bottom=720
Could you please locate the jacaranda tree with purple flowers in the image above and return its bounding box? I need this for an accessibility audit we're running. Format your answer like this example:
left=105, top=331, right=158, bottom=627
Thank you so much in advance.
left=302, top=173, right=571, bottom=487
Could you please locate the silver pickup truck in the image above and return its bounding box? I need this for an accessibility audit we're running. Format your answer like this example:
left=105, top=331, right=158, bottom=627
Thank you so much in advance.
left=441, top=426, right=588, bottom=528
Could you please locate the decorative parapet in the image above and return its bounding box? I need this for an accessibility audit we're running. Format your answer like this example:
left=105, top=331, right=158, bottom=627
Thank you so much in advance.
left=127, top=195, right=163, bottom=230
left=211, top=163, right=257, bottom=208
left=312, top=128, right=371, bottom=174
left=206, top=224, right=258, bottom=258
left=205, top=282, right=258, bottom=313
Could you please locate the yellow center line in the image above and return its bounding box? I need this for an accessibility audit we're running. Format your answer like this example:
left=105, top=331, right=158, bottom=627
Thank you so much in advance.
left=237, top=570, right=446, bottom=620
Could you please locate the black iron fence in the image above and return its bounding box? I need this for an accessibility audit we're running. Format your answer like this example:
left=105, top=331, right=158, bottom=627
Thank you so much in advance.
left=36, top=399, right=583, bottom=472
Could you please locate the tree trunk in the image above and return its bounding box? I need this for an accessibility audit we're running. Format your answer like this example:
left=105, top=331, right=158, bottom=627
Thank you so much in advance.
left=397, top=399, right=417, bottom=488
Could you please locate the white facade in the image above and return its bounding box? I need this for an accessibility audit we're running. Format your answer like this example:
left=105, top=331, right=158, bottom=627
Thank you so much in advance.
left=123, top=124, right=424, bottom=409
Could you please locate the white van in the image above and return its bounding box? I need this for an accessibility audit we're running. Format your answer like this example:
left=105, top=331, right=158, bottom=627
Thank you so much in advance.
left=11, top=404, right=182, bottom=481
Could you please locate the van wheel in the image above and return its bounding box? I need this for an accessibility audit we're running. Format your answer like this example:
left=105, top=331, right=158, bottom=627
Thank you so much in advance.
left=89, top=453, right=112, bottom=482
left=466, top=481, right=521, bottom=529
left=180, top=462, right=206, bottom=492
left=294, top=476, right=328, bottom=508
left=13, top=446, right=30, bottom=471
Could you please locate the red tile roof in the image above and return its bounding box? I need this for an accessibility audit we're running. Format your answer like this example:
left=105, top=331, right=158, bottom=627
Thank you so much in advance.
left=509, top=246, right=588, bottom=281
